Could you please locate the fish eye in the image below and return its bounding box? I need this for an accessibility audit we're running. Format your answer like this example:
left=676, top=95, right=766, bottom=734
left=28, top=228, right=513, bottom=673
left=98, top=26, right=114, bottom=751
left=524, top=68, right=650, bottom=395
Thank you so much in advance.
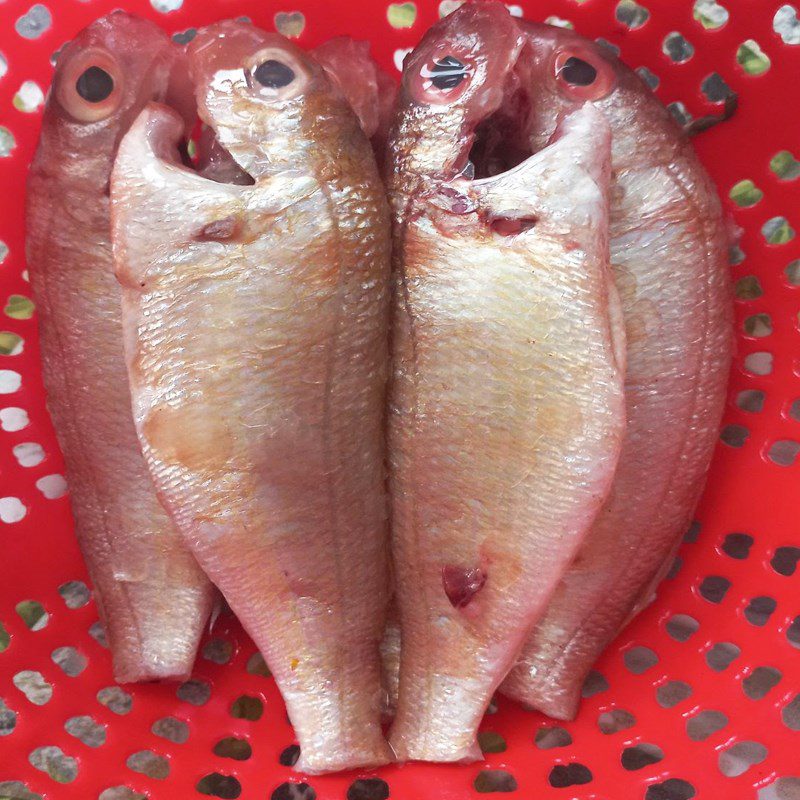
left=558, top=57, right=597, bottom=87
left=553, top=49, right=615, bottom=101
left=253, top=59, right=296, bottom=89
left=425, top=55, right=469, bottom=91
left=413, top=52, right=473, bottom=105
left=75, top=66, right=115, bottom=103
left=246, top=48, right=309, bottom=100
left=57, top=49, right=123, bottom=122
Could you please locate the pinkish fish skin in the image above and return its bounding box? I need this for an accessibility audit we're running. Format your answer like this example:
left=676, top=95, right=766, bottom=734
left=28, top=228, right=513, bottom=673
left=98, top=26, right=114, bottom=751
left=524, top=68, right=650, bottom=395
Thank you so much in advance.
left=25, top=12, right=214, bottom=683
left=385, top=2, right=626, bottom=762
left=498, top=16, right=733, bottom=718
left=111, top=22, right=392, bottom=773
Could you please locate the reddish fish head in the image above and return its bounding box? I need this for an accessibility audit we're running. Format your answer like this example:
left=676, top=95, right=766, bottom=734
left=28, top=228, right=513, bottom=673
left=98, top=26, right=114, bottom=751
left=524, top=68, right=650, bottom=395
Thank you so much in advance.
left=38, top=12, right=193, bottom=176
left=187, top=21, right=361, bottom=179
left=390, top=1, right=677, bottom=205
left=389, top=1, right=524, bottom=181
left=514, top=20, right=678, bottom=167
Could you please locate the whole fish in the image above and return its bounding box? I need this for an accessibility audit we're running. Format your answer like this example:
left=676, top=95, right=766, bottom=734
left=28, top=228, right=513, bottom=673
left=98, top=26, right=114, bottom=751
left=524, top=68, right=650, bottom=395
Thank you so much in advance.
left=386, top=2, right=626, bottom=762
left=498, top=12, right=732, bottom=718
left=111, top=22, right=392, bottom=773
left=25, top=12, right=214, bottom=683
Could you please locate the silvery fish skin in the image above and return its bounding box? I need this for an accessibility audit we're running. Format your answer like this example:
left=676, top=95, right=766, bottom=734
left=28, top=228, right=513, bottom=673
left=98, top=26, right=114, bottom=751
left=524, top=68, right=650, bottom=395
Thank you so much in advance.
left=386, top=2, right=626, bottom=762
left=111, top=21, right=392, bottom=773
left=497, top=15, right=733, bottom=717
left=25, top=12, right=214, bottom=683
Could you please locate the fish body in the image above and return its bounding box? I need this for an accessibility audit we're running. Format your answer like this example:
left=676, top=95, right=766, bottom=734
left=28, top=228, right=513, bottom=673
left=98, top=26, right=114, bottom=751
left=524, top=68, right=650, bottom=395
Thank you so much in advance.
left=386, top=3, right=626, bottom=761
left=111, top=22, right=392, bottom=773
left=499, top=17, right=733, bottom=718
left=25, top=12, right=214, bottom=683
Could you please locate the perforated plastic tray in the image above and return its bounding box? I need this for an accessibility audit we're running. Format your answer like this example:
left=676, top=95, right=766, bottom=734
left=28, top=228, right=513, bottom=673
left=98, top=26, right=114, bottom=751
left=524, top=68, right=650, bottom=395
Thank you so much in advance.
left=1, top=0, right=799, bottom=797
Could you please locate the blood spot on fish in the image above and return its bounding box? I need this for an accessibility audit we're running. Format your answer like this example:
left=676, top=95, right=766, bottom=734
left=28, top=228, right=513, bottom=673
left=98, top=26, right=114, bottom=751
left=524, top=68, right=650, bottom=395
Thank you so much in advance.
left=196, top=215, right=242, bottom=242
left=442, top=565, right=486, bottom=608
left=490, top=216, right=537, bottom=237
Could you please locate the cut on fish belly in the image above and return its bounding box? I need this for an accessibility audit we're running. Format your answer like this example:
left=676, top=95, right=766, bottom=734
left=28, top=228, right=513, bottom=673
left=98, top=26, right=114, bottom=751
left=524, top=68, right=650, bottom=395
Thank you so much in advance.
left=25, top=12, right=214, bottom=683
left=385, top=0, right=626, bottom=762
left=111, top=21, right=392, bottom=773
left=496, top=12, right=733, bottom=718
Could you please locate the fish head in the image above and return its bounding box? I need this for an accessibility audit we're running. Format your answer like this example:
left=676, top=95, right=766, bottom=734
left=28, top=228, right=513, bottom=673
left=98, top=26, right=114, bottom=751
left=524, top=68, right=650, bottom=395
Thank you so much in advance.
left=187, top=21, right=358, bottom=180
left=389, top=1, right=524, bottom=185
left=38, top=12, right=192, bottom=178
left=515, top=21, right=678, bottom=168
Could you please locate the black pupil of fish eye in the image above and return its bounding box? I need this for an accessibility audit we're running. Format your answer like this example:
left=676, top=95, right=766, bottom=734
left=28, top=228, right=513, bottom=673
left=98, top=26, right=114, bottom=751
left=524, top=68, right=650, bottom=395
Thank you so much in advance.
left=253, top=59, right=296, bottom=90
left=75, top=66, right=114, bottom=103
left=559, top=56, right=598, bottom=87
left=429, top=55, right=468, bottom=91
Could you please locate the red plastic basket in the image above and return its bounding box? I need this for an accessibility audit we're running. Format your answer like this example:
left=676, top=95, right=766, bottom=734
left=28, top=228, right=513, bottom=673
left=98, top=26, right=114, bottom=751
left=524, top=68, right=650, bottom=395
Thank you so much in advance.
left=1, top=0, right=799, bottom=797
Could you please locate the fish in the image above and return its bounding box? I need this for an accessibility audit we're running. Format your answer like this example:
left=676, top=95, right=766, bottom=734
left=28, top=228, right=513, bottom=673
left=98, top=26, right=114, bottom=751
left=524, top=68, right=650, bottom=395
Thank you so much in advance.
left=25, top=12, right=215, bottom=683
left=493, top=13, right=733, bottom=718
left=110, top=21, right=393, bottom=773
left=385, top=1, right=626, bottom=762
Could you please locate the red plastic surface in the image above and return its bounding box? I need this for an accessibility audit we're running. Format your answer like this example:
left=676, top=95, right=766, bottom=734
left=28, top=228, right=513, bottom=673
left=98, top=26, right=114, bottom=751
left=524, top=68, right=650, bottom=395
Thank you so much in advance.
left=1, top=0, right=799, bottom=798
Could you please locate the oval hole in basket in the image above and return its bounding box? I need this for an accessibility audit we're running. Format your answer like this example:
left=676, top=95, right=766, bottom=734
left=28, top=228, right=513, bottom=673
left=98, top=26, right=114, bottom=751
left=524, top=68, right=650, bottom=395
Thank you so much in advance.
left=13, top=670, right=52, bottom=706
left=721, top=533, right=753, bottom=559
left=548, top=764, right=593, bottom=789
left=89, top=620, right=108, bottom=648
left=720, top=424, right=749, bottom=447
left=15, top=600, right=48, bottom=631
left=64, top=715, right=106, bottom=747
left=736, top=389, right=765, bottom=412
left=623, top=645, right=659, bottom=674
left=758, top=776, right=800, bottom=800
left=213, top=736, right=252, bottom=761
left=202, top=638, right=233, bottom=665
left=197, top=773, right=243, bottom=799
left=126, top=750, right=169, bottom=780
left=96, top=686, right=132, bottom=715
left=58, top=580, right=90, bottom=609
left=744, top=595, right=777, bottom=626
left=246, top=652, right=271, bottom=677
left=98, top=788, right=146, bottom=800
left=718, top=740, right=768, bottom=777
left=771, top=546, right=800, bottom=576
left=786, top=616, right=800, bottom=648
left=705, top=641, right=740, bottom=671
left=597, top=708, right=636, bottom=734
left=0, top=782, right=41, bottom=800
left=535, top=725, right=573, bottom=748
left=0, top=698, right=17, bottom=736
left=347, top=778, right=391, bottom=800
left=743, top=666, right=782, bottom=700
left=621, top=742, right=664, bottom=770
left=693, top=0, right=729, bottom=29
left=774, top=4, right=800, bottom=43
left=230, top=694, right=263, bottom=721
left=656, top=680, right=693, bottom=708
left=270, top=783, right=316, bottom=800
left=581, top=670, right=609, bottom=697
left=665, top=614, right=700, bottom=641
left=29, top=745, right=78, bottom=783
left=782, top=695, right=800, bottom=730
left=767, top=439, right=800, bottom=466
left=645, top=778, right=696, bottom=800
left=663, top=31, right=694, bottom=61
left=698, top=575, right=731, bottom=603
left=686, top=710, right=729, bottom=741
left=616, top=0, right=650, bottom=29
left=478, top=731, right=507, bottom=753
left=152, top=716, right=189, bottom=744
left=177, top=679, right=211, bottom=706
left=51, top=646, right=87, bottom=677
left=278, top=744, right=301, bottom=766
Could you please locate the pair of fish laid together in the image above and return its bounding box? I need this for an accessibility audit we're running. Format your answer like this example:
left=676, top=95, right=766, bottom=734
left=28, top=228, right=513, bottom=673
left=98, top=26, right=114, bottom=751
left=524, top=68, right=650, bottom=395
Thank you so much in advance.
left=382, top=0, right=731, bottom=762
left=28, top=12, right=394, bottom=773
left=26, top=0, right=731, bottom=773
